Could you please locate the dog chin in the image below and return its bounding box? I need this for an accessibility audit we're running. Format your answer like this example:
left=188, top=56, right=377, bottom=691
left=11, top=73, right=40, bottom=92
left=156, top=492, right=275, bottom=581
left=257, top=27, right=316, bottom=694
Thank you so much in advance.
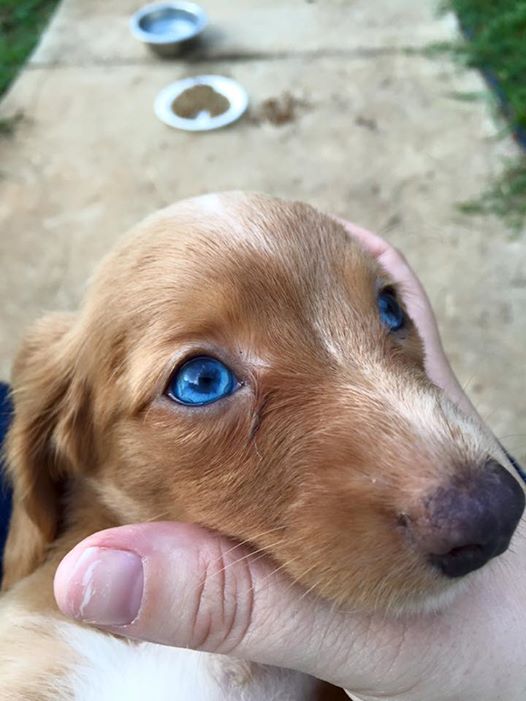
left=387, top=577, right=471, bottom=618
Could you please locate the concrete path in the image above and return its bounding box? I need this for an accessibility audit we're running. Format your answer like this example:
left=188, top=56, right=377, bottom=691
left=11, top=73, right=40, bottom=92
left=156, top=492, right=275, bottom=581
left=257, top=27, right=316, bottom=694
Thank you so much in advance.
left=1, top=0, right=524, bottom=458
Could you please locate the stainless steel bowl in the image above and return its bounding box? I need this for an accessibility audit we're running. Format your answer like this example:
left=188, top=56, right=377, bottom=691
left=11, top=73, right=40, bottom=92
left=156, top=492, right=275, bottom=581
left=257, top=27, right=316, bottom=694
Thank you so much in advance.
left=130, top=2, right=207, bottom=57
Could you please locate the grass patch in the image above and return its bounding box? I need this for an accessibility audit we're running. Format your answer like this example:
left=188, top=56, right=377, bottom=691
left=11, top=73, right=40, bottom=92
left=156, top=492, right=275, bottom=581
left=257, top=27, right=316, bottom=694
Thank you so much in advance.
left=441, top=0, right=526, bottom=230
left=444, top=0, right=526, bottom=134
left=0, top=0, right=59, bottom=98
left=459, top=160, right=526, bottom=231
left=0, top=112, right=23, bottom=137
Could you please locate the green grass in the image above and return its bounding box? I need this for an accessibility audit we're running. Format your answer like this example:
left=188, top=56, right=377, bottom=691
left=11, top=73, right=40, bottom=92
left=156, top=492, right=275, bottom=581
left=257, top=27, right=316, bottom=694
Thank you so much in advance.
left=0, top=112, right=22, bottom=136
left=442, top=0, right=526, bottom=230
left=0, top=0, right=59, bottom=98
left=459, top=160, right=526, bottom=231
left=445, top=0, right=526, bottom=133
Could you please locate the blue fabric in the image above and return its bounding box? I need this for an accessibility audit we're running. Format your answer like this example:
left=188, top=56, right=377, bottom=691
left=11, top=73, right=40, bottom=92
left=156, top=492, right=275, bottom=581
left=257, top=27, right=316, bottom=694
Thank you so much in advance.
left=0, top=382, right=13, bottom=580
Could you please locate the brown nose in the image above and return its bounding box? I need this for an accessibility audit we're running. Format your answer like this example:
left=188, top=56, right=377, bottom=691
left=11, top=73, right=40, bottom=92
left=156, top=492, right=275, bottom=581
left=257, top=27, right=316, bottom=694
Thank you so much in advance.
left=412, top=460, right=524, bottom=578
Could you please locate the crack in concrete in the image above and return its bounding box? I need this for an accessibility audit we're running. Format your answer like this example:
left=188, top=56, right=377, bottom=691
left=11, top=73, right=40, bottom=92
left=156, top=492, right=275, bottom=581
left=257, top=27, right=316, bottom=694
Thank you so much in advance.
left=28, top=45, right=426, bottom=70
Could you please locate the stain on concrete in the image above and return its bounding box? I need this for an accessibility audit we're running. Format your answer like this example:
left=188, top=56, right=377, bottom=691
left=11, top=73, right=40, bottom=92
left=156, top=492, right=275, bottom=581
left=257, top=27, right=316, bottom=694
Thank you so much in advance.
left=249, top=92, right=311, bottom=126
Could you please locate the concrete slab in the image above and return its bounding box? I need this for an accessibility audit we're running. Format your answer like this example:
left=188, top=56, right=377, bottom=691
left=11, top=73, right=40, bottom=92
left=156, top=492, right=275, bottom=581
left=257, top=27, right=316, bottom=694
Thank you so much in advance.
left=32, top=0, right=458, bottom=65
left=1, top=1, right=525, bottom=460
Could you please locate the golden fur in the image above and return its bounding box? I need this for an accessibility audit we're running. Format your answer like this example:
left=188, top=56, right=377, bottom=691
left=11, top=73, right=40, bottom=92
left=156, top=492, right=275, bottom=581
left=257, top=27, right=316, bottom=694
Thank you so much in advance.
left=0, top=192, right=517, bottom=698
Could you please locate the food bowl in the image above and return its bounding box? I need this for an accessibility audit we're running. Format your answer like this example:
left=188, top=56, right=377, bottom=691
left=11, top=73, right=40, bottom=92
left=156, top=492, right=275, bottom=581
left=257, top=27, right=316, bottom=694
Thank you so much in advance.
left=130, top=2, right=207, bottom=57
left=154, top=75, right=249, bottom=131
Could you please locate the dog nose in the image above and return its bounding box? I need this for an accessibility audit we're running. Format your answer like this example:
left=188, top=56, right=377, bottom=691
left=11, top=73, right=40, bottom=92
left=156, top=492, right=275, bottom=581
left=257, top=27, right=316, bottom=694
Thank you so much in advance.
left=414, top=460, right=524, bottom=578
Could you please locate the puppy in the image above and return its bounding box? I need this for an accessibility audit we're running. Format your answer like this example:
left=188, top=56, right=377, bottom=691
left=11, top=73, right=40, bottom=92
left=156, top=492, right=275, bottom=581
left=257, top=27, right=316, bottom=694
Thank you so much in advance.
left=0, top=193, right=524, bottom=700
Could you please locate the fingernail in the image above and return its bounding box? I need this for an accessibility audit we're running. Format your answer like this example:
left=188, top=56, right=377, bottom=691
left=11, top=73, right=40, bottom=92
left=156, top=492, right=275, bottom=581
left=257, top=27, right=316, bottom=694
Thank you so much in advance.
left=59, top=546, right=144, bottom=626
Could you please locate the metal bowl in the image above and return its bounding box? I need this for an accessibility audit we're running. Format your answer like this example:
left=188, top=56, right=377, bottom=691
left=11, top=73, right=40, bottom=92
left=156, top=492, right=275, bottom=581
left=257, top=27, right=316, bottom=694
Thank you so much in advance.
left=154, top=75, right=249, bottom=131
left=130, top=2, right=207, bottom=57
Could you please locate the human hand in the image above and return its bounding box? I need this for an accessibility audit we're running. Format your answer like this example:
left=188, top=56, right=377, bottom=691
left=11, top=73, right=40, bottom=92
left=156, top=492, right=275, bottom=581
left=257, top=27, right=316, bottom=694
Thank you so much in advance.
left=54, top=224, right=526, bottom=701
left=53, top=519, right=526, bottom=701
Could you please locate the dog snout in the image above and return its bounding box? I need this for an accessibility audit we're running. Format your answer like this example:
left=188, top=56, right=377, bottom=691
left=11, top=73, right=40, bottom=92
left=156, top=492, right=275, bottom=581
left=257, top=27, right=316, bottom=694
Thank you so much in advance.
left=405, top=459, right=525, bottom=578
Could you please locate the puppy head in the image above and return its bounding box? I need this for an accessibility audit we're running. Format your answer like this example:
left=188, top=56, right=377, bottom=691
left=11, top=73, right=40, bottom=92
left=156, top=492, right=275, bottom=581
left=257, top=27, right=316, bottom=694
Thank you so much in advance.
left=4, top=193, right=524, bottom=610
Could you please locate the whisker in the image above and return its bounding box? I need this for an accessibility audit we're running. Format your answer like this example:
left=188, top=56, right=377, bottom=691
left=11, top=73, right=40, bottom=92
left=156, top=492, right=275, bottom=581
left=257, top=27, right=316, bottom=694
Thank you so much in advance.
left=296, top=569, right=327, bottom=603
left=210, top=525, right=287, bottom=563
left=207, top=540, right=285, bottom=582
left=248, top=556, right=302, bottom=597
left=143, top=510, right=171, bottom=522
left=194, top=528, right=289, bottom=584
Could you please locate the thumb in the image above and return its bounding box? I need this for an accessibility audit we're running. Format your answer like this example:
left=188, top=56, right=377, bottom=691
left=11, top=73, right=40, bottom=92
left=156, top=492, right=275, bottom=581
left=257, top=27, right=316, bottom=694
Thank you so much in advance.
left=53, top=522, right=369, bottom=686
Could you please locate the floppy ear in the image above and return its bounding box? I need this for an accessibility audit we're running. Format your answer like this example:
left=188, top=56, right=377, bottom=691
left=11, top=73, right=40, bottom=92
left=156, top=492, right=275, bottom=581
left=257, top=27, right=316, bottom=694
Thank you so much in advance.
left=1, top=312, right=92, bottom=590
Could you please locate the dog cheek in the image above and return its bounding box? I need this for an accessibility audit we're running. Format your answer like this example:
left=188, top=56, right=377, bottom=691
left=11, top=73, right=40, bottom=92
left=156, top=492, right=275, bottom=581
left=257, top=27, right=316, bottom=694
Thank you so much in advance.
left=279, top=484, right=388, bottom=601
left=99, top=411, right=278, bottom=533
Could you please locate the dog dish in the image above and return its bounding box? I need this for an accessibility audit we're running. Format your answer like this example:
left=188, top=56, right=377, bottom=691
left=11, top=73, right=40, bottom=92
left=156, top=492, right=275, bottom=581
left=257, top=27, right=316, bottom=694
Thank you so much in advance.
left=130, top=1, right=207, bottom=57
left=154, top=75, right=249, bottom=131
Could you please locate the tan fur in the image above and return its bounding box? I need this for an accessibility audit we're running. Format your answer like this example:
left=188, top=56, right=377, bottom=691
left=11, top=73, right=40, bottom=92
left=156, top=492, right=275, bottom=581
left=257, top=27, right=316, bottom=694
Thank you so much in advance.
left=0, top=192, right=516, bottom=698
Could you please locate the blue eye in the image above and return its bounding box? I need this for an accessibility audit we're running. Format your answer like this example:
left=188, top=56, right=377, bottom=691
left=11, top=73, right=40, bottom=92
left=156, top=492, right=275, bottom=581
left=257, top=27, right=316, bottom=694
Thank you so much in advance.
left=378, top=288, right=405, bottom=332
left=168, top=356, right=238, bottom=406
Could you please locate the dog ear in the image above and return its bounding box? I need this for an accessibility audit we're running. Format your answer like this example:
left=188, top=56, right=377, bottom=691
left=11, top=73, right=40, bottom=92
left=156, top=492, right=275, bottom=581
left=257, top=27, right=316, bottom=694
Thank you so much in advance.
left=1, top=313, right=92, bottom=590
